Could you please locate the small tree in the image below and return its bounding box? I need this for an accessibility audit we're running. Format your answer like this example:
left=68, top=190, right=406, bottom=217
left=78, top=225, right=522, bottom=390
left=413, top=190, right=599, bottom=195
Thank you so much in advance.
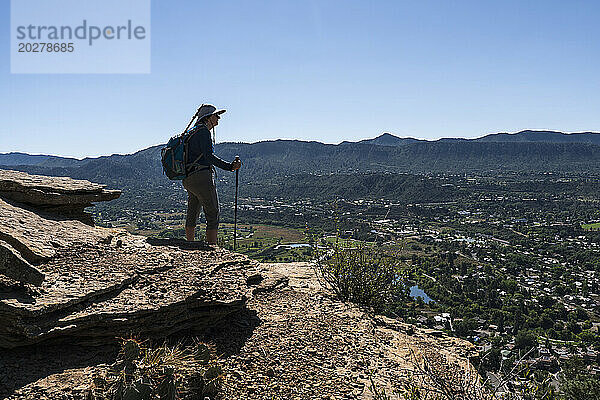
left=560, top=357, right=600, bottom=400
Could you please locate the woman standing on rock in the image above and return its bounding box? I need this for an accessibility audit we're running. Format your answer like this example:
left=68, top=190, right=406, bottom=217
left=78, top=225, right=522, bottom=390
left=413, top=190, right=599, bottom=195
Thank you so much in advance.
left=183, top=104, right=241, bottom=244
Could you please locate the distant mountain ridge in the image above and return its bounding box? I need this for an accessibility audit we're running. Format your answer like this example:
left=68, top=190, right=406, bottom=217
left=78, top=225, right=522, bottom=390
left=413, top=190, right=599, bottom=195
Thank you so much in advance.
left=474, top=130, right=600, bottom=144
left=357, top=130, right=600, bottom=146
left=3, top=130, right=600, bottom=168
left=2, top=130, right=600, bottom=191
left=354, top=133, right=422, bottom=146
left=0, top=152, right=82, bottom=167
left=2, top=130, right=600, bottom=215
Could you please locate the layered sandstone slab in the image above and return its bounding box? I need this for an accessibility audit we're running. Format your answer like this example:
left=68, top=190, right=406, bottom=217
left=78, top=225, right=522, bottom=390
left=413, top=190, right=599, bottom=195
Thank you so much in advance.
left=0, top=197, right=113, bottom=264
left=0, top=169, right=120, bottom=224
left=0, top=234, right=262, bottom=348
left=0, top=169, right=120, bottom=203
left=0, top=170, right=267, bottom=349
left=0, top=240, right=44, bottom=286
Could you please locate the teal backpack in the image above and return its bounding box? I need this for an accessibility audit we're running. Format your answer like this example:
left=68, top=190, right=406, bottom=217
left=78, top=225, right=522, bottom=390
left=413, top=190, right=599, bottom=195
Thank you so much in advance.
left=161, top=107, right=204, bottom=180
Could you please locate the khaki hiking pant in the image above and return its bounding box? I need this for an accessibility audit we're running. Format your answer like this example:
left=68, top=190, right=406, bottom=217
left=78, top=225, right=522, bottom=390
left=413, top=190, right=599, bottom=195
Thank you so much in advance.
left=182, top=168, right=219, bottom=230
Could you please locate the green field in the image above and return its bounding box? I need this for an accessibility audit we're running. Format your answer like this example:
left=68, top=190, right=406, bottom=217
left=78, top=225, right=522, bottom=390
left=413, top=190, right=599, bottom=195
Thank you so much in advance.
left=219, top=224, right=312, bottom=262
left=141, top=223, right=313, bottom=262
left=582, top=222, right=600, bottom=231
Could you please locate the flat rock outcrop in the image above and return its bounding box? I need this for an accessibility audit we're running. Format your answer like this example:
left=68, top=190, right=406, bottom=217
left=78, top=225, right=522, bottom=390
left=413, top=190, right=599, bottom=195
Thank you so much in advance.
left=0, top=169, right=120, bottom=224
left=0, top=170, right=269, bottom=351
left=0, top=196, right=114, bottom=265
left=0, top=235, right=264, bottom=349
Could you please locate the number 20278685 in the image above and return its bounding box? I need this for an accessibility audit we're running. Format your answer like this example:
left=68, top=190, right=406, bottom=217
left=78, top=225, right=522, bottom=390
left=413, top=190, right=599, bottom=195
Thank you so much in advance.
left=18, top=43, right=74, bottom=52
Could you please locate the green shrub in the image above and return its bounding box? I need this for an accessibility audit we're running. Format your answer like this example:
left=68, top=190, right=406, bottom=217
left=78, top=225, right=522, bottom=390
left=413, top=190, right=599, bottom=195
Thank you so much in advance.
left=559, top=357, right=600, bottom=400
left=314, top=241, right=400, bottom=312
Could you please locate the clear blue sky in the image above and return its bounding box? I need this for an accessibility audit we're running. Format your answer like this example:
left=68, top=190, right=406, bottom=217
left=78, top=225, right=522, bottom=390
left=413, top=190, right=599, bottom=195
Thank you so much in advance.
left=2, top=0, right=600, bottom=158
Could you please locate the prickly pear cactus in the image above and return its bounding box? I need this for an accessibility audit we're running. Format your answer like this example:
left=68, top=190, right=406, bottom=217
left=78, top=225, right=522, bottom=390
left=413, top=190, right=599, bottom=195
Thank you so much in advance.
left=156, top=367, right=177, bottom=400
left=202, top=365, right=222, bottom=396
left=92, top=340, right=222, bottom=400
left=184, top=371, right=206, bottom=395
left=133, top=380, right=152, bottom=399
left=122, top=384, right=144, bottom=400
left=123, top=339, right=142, bottom=362
left=195, top=343, right=211, bottom=365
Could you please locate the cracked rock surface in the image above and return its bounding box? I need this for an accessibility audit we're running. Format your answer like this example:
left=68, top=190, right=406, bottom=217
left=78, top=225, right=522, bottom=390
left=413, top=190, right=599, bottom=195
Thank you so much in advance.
left=0, top=197, right=113, bottom=264
left=0, top=226, right=262, bottom=349
left=0, top=171, right=261, bottom=349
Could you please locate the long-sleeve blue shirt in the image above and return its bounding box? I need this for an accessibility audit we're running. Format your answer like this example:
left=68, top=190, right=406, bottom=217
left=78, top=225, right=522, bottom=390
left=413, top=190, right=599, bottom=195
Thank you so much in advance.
left=186, top=124, right=232, bottom=172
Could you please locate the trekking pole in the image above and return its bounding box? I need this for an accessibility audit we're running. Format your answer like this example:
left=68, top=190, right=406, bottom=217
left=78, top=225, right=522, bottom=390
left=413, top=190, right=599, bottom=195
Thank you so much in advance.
left=233, top=156, right=240, bottom=251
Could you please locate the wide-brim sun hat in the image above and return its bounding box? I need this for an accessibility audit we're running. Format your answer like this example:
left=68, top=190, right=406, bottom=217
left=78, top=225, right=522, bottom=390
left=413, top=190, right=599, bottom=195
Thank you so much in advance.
left=196, top=104, right=226, bottom=121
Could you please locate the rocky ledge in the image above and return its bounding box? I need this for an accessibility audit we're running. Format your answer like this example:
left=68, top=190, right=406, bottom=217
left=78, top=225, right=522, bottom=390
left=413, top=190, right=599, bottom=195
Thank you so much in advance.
left=0, top=169, right=120, bottom=224
left=0, top=170, right=283, bottom=350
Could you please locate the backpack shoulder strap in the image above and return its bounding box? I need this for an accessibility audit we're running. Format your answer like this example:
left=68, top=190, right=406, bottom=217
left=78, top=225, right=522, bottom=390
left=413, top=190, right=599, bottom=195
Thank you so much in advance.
left=188, top=153, right=205, bottom=168
left=184, top=125, right=205, bottom=171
